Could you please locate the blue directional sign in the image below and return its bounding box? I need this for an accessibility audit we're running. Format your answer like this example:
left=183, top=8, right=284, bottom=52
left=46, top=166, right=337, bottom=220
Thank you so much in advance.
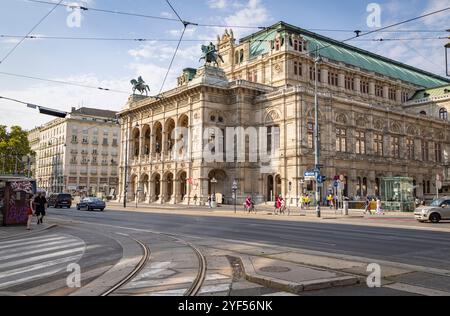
left=317, top=176, right=327, bottom=184
left=304, top=171, right=316, bottom=177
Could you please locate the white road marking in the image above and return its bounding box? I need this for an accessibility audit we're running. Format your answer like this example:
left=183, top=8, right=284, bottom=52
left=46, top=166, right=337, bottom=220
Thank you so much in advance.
left=0, top=235, right=60, bottom=246
left=0, top=268, right=68, bottom=290
left=0, top=254, right=83, bottom=281
left=0, top=239, right=82, bottom=255
left=0, top=236, right=67, bottom=249
left=0, top=246, right=90, bottom=270
left=142, top=288, right=188, bottom=296
left=263, top=292, right=297, bottom=296
left=0, top=242, right=84, bottom=261
left=199, top=283, right=231, bottom=294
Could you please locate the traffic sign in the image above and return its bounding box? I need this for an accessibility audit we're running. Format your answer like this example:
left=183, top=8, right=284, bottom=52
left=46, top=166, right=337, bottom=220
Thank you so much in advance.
left=304, top=171, right=316, bottom=177
left=334, top=181, right=339, bottom=188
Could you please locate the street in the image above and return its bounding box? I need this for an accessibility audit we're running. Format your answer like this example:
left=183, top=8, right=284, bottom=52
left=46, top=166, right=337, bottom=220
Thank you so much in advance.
left=1, top=205, right=450, bottom=296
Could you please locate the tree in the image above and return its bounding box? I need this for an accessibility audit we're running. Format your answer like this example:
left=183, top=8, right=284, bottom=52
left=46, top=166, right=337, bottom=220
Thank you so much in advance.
left=0, top=125, right=33, bottom=175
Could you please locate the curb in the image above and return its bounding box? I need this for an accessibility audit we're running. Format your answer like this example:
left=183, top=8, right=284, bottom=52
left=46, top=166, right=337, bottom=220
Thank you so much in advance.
left=240, top=256, right=360, bottom=294
left=0, top=224, right=58, bottom=241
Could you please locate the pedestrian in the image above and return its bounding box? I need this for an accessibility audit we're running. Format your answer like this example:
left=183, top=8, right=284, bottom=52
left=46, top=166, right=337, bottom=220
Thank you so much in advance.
left=26, top=194, right=35, bottom=231
left=245, top=196, right=252, bottom=213
left=33, top=192, right=47, bottom=225
left=376, top=198, right=383, bottom=215
left=207, top=195, right=212, bottom=208
left=364, top=196, right=371, bottom=215
left=327, top=194, right=333, bottom=209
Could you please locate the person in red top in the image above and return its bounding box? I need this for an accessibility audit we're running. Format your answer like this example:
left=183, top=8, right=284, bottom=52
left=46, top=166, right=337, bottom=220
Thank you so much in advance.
left=27, top=194, right=35, bottom=231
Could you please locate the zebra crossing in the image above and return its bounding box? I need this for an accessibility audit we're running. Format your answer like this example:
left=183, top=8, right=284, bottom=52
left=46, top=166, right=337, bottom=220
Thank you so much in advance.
left=0, top=234, right=86, bottom=292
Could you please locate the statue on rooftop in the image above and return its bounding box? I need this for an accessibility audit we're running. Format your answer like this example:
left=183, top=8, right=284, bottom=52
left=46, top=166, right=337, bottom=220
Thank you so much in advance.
left=200, top=42, right=224, bottom=67
left=130, top=76, right=150, bottom=96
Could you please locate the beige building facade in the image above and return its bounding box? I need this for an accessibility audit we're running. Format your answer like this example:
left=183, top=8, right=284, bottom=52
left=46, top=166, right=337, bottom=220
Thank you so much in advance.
left=29, top=107, right=121, bottom=197
left=118, top=22, right=450, bottom=205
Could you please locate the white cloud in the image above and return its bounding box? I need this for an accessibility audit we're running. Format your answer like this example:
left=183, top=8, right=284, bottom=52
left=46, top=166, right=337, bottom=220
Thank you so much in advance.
left=208, top=0, right=228, bottom=9
left=0, top=73, right=129, bottom=129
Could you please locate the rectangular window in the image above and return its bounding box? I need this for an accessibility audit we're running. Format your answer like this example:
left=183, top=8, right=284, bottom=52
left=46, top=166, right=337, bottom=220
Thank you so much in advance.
left=374, top=134, right=384, bottom=156
left=309, top=65, right=321, bottom=82
left=307, top=123, right=314, bottom=149
left=328, top=71, right=338, bottom=86
left=294, top=61, right=298, bottom=76
left=82, top=136, right=88, bottom=144
left=406, top=138, right=415, bottom=160
left=402, top=91, right=409, bottom=103
left=375, top=84, right=384, bottom=98
left=345, top=76, right=354, bottom=90
left=391, top=136, right=400, bottom=158
left=360, top=80, right=369, bottom=94
left=336, top=128, right=347, bottom=152
left=389, top=88, right=396, bottom=101
left=355, top=131, right=366, bottom=155
left=422, top=140, right=429, bottom=162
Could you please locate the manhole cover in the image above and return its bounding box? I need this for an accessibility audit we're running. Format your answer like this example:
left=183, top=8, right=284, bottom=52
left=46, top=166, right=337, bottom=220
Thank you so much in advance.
left=259, top=266, right=291, bottom=273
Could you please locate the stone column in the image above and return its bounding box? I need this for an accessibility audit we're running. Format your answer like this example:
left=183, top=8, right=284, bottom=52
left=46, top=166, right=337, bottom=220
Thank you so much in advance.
left=369, top=80, right=375, bottom=96
left=321, top=68, right=328, bottom=85
left=338, top=72, right=345, bottom=89
left=396, top=89, right=402, bottom=104
left=354, top=76, right=361, bottom=94
left=160, top=179, right=167, bottom=204
left=383, top=85, right=389, bottom=101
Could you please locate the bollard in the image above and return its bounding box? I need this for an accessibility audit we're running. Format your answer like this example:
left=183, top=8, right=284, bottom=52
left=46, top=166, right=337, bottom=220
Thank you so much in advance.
left=343, top=201, right=349, bottom=216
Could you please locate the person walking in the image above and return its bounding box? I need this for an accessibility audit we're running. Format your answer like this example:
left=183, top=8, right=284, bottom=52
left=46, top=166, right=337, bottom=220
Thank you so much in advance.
left=33, top=192, right=47, bottom=225
left=26, top=194, right=35, bottom=231
left=376, top=198, right=383, bottom=215
left=364, top=196, right=371, bottom=215
left=207, top=195, right=212, bottom=209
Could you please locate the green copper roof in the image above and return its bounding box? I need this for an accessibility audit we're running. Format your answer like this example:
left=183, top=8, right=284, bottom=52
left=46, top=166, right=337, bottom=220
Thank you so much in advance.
left=410, top=84, right=450, bottom=101
left=243, top=22, right=450, bottom=89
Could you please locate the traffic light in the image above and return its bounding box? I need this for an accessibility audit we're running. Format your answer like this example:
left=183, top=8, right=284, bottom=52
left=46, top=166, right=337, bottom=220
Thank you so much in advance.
left=38, top=106, right=67, bottom=118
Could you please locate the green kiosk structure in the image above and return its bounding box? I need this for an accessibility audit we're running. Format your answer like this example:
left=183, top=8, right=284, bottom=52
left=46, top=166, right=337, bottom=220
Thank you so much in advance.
left=380, top=177, right=415, bottom=212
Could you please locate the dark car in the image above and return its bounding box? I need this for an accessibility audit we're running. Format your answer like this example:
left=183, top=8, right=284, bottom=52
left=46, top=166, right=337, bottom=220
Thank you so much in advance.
left=48, top=193, right=73, bottom=209
left=76, top=197, right=106, bottom=212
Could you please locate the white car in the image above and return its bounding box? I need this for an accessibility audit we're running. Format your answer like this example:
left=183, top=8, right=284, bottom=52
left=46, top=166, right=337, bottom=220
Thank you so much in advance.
left=414, top=197, right=450, bottom=223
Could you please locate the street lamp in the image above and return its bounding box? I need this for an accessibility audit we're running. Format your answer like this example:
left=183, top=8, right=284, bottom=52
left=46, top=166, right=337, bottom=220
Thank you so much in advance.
left=314, top=50, right=323, bottom=218
left=211, top=177, right=218, bottom=207
left=232, top=180, right=238, bottom=214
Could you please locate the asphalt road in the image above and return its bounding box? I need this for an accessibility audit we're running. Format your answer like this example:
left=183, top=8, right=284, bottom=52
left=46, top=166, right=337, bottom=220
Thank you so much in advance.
left=48, top=207, right=450, bottom=271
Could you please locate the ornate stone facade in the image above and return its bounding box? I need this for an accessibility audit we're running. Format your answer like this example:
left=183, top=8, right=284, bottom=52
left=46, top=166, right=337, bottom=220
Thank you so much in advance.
left=118, top=22, right=450, bottom=205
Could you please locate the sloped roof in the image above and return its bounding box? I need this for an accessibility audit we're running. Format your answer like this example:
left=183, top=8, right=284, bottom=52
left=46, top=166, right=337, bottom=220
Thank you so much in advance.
left=242, top=22, right=450, bottom=88
left=71, top=107, right=117, bottom=119
left=409, top=84, right=450, bottom=101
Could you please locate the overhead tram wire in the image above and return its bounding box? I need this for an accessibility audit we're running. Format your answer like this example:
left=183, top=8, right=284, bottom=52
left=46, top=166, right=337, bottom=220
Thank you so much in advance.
left=27, top=0, right=449, bottom=34
left=0, top=0, right=63, bottom=65
left=4, top=5, right=448, bottom=97
left=0, top=34, right=448, bottom=43
left=0, top=71, right=130, bottom=94
left=158, top=0, right=193, bottom=96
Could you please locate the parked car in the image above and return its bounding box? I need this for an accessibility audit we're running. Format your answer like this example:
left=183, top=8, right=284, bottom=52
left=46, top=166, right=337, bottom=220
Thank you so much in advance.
left=48, top=193, right=73, bottom=209
left=414, top=197, right=450, bottom=223
left=76, top=197, right=106, bottom=212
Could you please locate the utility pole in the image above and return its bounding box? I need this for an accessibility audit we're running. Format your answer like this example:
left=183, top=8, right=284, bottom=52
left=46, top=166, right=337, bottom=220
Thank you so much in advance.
left=314, top=51, right=322, bottom=218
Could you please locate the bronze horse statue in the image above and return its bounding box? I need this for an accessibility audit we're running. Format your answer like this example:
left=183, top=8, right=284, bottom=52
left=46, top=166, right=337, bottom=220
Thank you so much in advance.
left=131, top=76, right=150, bottom=96
left=200, top=42, right=224, bottom=67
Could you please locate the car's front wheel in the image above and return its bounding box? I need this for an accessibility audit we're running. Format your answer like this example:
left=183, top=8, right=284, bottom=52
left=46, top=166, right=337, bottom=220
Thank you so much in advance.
left=429, top=213, right=441, bottom=224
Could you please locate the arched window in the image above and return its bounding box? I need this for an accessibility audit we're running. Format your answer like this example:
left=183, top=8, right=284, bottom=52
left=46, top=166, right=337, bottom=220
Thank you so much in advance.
left=239, top=49, right=244, bottom=63
left=420, top=111, right=427, bottom=116
left=439, top=108, right=448, bottom=121
left=234, top=51, right=239, bottom=64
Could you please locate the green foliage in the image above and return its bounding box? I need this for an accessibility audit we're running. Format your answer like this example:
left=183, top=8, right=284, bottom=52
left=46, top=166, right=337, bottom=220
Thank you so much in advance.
left=0, top=125, right=32, bottom=175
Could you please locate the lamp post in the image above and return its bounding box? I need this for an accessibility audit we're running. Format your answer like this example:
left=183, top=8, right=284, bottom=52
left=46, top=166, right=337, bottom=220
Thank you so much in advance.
left=211, top=177, right=218, bottom=207
left=232, top=180, right=238, bottom=214
left=314, top=51, right=323, bottom=218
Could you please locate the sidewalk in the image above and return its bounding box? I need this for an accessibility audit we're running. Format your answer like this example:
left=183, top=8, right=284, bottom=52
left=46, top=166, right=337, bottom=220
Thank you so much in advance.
left=0, top=223, right=54, bottom=240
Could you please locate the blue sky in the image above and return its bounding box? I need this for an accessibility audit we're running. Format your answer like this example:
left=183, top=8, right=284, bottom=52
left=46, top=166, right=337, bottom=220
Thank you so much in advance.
left=0, top=0, right=449, bottom=128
